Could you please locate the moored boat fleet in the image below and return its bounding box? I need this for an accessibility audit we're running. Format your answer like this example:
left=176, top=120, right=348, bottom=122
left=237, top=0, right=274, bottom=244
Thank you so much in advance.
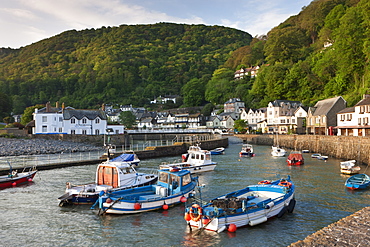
left=3, top=141, right=370, bottom=235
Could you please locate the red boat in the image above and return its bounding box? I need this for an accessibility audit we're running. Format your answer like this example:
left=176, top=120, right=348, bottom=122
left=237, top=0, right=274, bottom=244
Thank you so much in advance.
left=286, top=152, right=304, bottom=166
left=0, top=165, right=37, bottom=189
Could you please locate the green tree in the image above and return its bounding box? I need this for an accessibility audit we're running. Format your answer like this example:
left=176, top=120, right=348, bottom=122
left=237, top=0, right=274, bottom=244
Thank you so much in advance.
left=119, top=111, right=136, bottom=129
left=21, top=104, right=44, bottom=125
left=181, top=78, right=205, bottom=107
left=234, top=119, right=248, bottom=133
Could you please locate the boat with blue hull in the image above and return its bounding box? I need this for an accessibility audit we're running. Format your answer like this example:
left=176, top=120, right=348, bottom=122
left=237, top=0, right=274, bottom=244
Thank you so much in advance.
left=239, top=144, right=255, bottom=157
left=95, top=168, right=198, bottom=214
left=345, top=173, right=370, bottom=190
left=58, top=154, right=157, bottom=206
left=184, top=176, right=295, bottom=232
left=210, top=147, right=225, bottom=155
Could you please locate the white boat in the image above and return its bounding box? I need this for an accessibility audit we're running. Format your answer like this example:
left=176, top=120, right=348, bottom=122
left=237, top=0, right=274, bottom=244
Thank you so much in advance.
left=184, top=176, right=295, bottom=232
left=340, top=160, right=361, bottom=175
left=210, top=147, right=225, bottom=155
left=159, top=145, right=217, bottom=173
left=239, top=144, right=255, bottom=157
left=95, top=168, right=197, bottom=214
left=58, top=154, right=157, bottom=206
left=271, top=146, right=287, bottom=157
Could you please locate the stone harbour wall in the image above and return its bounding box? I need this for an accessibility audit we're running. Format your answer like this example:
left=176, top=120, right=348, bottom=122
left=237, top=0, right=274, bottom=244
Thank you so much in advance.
left=237, top=134, right=370, bottom=165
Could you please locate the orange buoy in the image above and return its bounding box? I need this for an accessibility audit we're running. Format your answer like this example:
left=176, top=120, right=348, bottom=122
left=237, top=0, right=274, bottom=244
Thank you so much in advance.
left=162, top=204, right=169, bottom=210
left=134, top=203, right=141, bottom=210
left=184, top=213, right=191, bottom=221
left=180, top=196, right=187, bottom=203
left=228, top=224, right=237, bottom=232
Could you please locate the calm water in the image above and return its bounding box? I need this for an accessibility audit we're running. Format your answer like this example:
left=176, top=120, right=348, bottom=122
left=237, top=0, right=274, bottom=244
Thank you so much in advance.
left=1, top=138, right=369, bottom=247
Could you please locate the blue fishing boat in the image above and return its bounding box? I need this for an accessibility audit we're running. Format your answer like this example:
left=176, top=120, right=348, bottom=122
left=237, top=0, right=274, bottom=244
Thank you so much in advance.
left=210, top=147, right=225, bottom=155
left=58, top=154, right=157, bottom=206
left=345, top=173, right=370, bottom=190
left=184, top=176, right=295, bottom=233
left=95, top=167, right=198, bottom=214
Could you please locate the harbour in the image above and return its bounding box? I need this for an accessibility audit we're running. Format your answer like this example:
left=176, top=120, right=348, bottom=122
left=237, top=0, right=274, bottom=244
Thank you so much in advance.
left=1, top=138, right=369, bottom=246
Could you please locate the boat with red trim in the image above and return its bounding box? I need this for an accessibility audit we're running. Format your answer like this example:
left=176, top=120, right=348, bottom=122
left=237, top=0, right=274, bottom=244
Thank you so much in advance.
left=286, top=151, right=304, bottom=166
left=0, top=163, right=37, bottom=189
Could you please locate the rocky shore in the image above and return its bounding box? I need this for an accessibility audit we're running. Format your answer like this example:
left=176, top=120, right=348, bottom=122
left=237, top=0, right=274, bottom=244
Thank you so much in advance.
left=0, top=137, right=103, bottom=156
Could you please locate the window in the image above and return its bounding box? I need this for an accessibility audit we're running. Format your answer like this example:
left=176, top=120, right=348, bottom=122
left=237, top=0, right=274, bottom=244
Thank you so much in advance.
left=71, top=118, right=75, bottom=124
left=358, top=118, right=362, bottom=125
left=42, top=116, right=47, bottom=122
left=42, top=126, right=47, bottom=132
left=280, top=119, right=285, bottom=124
left=82, top=130, right=87, bottom=135
left=59, top=128, right=62, bottom=132
left=59, top=117, right=63, bottom=122
left=95, top=129, right=100, bottom=135
left=71, top=130, right=75, bottom=134
left=82, top=118, right=87, bottom=124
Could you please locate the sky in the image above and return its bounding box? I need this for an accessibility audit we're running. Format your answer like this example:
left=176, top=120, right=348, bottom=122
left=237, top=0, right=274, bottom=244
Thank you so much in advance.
left=0, top=0, right=313, bottom=49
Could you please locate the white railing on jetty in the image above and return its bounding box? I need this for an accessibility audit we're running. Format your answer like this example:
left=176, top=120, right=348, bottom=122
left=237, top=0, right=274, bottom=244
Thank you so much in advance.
left=126, top=129, right=213, bottom=134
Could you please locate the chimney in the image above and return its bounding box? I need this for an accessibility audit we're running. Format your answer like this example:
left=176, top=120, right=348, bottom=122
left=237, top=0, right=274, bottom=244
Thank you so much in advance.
left=46, top=101, right=51, bottom=112
left=364, top=94, right=370, bottom=99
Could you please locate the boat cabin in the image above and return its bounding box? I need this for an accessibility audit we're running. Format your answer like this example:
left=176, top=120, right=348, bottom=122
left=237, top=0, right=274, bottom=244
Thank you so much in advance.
left=96, top=162, right=137, bottom=188
left=157, top=169, right=193, bottom=195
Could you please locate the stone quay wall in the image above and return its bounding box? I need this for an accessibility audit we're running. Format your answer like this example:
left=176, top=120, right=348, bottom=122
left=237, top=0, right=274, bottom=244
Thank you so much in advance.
left=237, top=134, right=370, bottom=165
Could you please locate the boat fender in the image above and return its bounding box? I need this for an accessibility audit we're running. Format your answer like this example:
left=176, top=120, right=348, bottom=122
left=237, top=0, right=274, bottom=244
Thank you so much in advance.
left=287, top=198, right=296, bottom=213
left=249, top=216, right=267, bottom=226
left=265, top=201, right=274, bottom=209
left=228, top=224, right=237, bottom=232
left=277, top=206, right=287, bottom=218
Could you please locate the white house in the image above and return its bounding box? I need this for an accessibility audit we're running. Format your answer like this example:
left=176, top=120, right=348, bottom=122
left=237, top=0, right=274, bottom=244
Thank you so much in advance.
left=33, top=102, right=124, bottom=135
left=267, top=100, right=302, bottom=134
left=336, top=94, right=370, bottom=136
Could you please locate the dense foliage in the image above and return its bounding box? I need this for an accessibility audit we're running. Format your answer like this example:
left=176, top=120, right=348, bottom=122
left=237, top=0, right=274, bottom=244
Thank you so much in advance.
left=0, top=23, right=252, bottom=116
left=1, top=0, right=369, bottom=122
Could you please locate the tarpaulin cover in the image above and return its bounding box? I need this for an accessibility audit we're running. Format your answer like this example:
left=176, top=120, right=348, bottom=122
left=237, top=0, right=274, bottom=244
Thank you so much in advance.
left=111, top=153, right=135, bottom=162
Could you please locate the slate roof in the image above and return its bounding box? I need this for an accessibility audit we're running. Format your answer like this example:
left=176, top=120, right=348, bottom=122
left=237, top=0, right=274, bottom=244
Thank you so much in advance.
left=312, top=96, right=344, bottom=116
left=354, top=95, right=370, bottom=106
left=270, top=100, right=301, bottom=107
left=63, top=109, right=107, bottom=120
left=337, top=107, right=355, bottom=114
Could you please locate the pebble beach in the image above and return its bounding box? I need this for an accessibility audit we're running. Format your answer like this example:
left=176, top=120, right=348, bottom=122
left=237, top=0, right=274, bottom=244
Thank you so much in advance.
left=0, top=137, right=103, bottom=156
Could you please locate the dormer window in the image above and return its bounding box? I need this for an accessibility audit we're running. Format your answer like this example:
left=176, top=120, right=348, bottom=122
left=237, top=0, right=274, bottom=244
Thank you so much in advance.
left=82, top=118, right=87, bottom=124
left=71, top=118, right=75, bottom=124
left=95, top=118, right=100, bottom=124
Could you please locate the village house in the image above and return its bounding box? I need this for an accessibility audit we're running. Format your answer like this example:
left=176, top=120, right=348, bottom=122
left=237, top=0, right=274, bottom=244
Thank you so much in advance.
left=266, top=100, right=302, bottom=134
left=205, top=116, right=221, bottom=129
left=306, top=96, right=346, bottom=135
left=240, top=108, right=267, bottom=132
left=234, top=66, right=260, bottom=79
left=293, top=106, right=309, bottom=134
left=336, top=94, right=370, bottom=136
left=33, top=102, right=124, bottom=135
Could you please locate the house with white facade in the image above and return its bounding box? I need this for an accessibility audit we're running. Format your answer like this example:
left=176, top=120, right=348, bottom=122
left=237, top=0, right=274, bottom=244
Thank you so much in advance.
left=293, top=106, right=309, bottom=134
left=266, top=100, right=302, bottom=134
left=240, top=108, right=267, bottom=132
left=220, top=115, right=235, bottom=129
left=33, top=102, right=124, bottom=135
left=336, top=94, right=370, bottom=136
left=224, top=98, right=245, bottom=114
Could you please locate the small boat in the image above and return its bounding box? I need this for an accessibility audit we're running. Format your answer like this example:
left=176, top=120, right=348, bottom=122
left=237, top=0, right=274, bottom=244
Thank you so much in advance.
left=0, top=164, right=37, bottom=189
left=271, top=146, right=287, bottom=157
left=340, top=160, right=361, bottom=175
left=345, top=173, right=370, bottom=190
left=302, top=150, right=310, bottom=153
left=311, top=153, right=328, bottom=160
left=239, top=144, right=255, bottom=157
left=159, top=145, right=217, bottom=173
left=184, top=176, right=295, bottom=232
left=210, top=147, right=225, bottom=155
left=95, top=167, right=198, bottom=214
left=58, top=154, right=157, bottom=206
left=286, top=151, right=304, bottom=166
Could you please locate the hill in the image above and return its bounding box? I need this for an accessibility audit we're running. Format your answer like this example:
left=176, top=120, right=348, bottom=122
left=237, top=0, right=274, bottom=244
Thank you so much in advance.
left=0, top=23, right=252, bottom=114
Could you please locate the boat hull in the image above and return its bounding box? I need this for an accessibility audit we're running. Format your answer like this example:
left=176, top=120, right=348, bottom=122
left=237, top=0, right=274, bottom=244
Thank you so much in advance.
left=185, top=178, right=295, bottom=232
left=345, top=174, right=370, bottom=190
left=0, top=170, right=37, bottom=189
left=101, top=190, right=194, bottom=214
left=239, top=152, right=255, bottom=157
